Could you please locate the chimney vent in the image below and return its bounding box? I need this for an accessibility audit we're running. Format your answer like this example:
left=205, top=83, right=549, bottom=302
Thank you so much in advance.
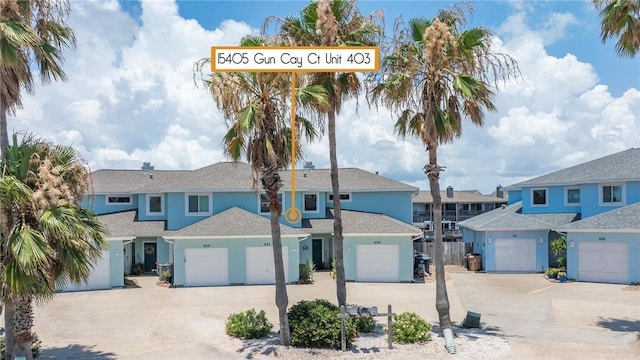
left=496, top=185, right=504, bottom=199
left=149, top=173, right=154, bottom=179
left=446, top=186, right=454, bottom=198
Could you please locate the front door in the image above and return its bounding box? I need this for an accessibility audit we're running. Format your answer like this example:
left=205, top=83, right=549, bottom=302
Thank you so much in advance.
left=144, top=243, right=157, bottom=273
left=312, top=239, right=323, bottom=269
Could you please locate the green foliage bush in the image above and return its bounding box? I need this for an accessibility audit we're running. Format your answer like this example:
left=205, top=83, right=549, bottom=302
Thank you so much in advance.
left=392, top=312, right=432, bottom=343
left=354, top=315, right=377, bottom=333
left=298, top=259, right=315, bottom=284
left=0, top=332, right=42, bottom=358
left=288, top=299, right=357, bottom=349
left=225, top=309, right=273, bottom=339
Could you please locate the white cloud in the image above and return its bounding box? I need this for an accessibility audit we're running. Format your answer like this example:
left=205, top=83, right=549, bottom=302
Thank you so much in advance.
left=6, top=1, right=639, bottom=195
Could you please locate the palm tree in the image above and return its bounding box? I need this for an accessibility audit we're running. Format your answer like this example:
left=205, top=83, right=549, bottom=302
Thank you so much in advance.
left=194, top=36, right=327, bottom=346
left=593, top=0, right=640, bottom=57
left=0, top=133, right=106, bottom=359
left=270, top=0, right=383, bottom=307
left=368, top=5, right=518, bottom=353
left=0, top=0, right=76, bottom=157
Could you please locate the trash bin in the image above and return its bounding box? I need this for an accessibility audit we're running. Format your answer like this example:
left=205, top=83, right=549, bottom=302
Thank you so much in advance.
left=158, top=263, right=173, bottom=281
left=420, top=254, right=432, bottom=274
left=467, top=253, right=482, bottom=271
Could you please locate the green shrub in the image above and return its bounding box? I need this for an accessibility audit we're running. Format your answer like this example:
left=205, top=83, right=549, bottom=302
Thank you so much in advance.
left=354, top=315, right=377, bottom=333
left=288, top=299, right=357, bottom=349
left=225, top=309, right=273, bottom=339
left=392, top=312, right=432, bottom=343
left=298, top=259, right=315, bottom=284
left=1, top=332, right=42, bottom=358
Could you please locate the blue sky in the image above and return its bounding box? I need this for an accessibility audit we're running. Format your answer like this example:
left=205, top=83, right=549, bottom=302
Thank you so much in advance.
left=7, top=0, right=639, bottom=193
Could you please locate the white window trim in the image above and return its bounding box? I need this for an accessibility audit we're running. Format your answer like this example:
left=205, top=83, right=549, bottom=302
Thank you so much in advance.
left=184, top=193, right=212, bottom=216
left=530, top=188, right=548, bottom=207
left=303, top=192, right=320, bottom=214
left=146, top=194, right=164, bottom=216
left=599, top=183, right=626, bottom=207
left=106, top=194, right=132, bottom=206
left=564, top=186, right=580, bottom=206
left=327, top=192, right=352, bottom=203
left=258, top=192, right=285, bottom=215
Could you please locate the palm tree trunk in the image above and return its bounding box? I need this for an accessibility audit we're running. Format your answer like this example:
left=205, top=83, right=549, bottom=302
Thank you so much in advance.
left=10, top=294, right=34, bottom=360
left=262, top=167, right=291, bottom=346
left=426, top=144, right=455, bottom=339
left=0, top=105, right=8, bottom=159
left=328, top=110, right=346, bottom=307
left=3, top=300, right=15, bottom=360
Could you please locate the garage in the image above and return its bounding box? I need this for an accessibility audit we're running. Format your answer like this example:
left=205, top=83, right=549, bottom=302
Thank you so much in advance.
left=494, top=239, right=536, bottom=272
left=61, top=249, right=111, bottom=292
left=356, top=245, right=399, bottom=282
left=184, top=248, right=228, bottom=287
left=578, top=242, right=628, bottom=284
left=246, top=246, right=289, bottom=285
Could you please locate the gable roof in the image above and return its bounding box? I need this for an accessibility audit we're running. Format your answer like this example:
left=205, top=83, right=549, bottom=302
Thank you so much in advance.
left=458, top=202, right=577, bottom=231
left=506, top=148, right=640, bottom=189
left=97, top=211, right=170, bottom=238
left=305, top=210, right=421, bottom=235
left=556, top=203, right=640, bottom=233
left=412, top=190, right=507, bottom=204
left=90, top=162, right=417, bottom=194
left=166, top=207, right=307, bottom=238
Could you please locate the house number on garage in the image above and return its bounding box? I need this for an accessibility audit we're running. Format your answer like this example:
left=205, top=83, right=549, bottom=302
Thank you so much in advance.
left=203, top=244, right=210, bottom=248
left=373, top=241, right=381, bottom=245
left=264, top=242, right=272, bottom=246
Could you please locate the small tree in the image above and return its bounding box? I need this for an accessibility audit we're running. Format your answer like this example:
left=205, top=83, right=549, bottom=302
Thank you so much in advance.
left=550, top=235, right=567, bottom=269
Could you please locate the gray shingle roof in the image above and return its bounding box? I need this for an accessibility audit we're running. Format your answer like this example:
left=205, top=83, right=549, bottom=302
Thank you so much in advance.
left=167, top=207, right=307, bottom=237
left=506, top=148, right=640, bottom=189
left=458, top=202, right=577, bottom=231
left=90, top=162, right=417, bottom=194
left=556, top=203, right=640, bottom=232
left=97, top=211, right=170, bottom=238
left=412, top=190, right=507, bottom=204
left=306, top=210, right=421, bottom=235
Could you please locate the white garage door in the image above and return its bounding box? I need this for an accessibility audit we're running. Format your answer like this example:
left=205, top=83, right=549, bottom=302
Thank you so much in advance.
left=356, top=245, right=400, bottom=282
left=578, top=242, right=628, bottom=284
left=246, top=247, right=289, bottom=285
left=62, top=249, right=111, bottom=292
left=185, top=248, right=228, bottom=287
left=495, top=239, right=536, bottom=272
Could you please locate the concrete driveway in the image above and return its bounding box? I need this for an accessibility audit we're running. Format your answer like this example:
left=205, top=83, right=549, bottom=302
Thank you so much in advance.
left=31, top=271, right=640, bottom=359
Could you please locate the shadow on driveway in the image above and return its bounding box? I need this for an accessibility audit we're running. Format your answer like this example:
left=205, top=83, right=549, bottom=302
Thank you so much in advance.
left=596, top=317, right=640, bottom=333
left=40, top=344, right=116, bottom=359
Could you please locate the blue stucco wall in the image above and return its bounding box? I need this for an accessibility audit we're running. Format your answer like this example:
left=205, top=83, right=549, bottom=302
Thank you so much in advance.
left=581, top=181, right=640, bottom=218
left=520, top=186, right=581, bottom=214
left=108, top=241, right=124, bottom=287
left=136, top=193, right=168, bottom=221
left=84, top=194, right=138, bottom=215
left=343, top=235, right=414, bottom=282
left=328, top=191, right=413, bottom=224
left=507, top=190, right=522, bottom=204
left=171, top=236, right=301, bottom=286
left=565, top=232, right=639, bottom=284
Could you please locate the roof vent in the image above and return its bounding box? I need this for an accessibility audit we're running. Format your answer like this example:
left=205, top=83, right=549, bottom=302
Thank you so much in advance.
left=303, top=173, right=307, bottom=178
left=496, top=185, right=504, bottom=198
left=446, top=186, right=454, bottom=198
left=149, top=173, right=154, bottom=180
left=501, top=204, right=506, bottom=209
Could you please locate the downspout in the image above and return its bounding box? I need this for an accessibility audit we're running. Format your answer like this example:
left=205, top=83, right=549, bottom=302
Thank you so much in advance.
left=443, top=328, right=456, bottom=354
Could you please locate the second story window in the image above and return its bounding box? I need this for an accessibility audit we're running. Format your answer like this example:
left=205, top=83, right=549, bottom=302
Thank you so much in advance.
left=328, top=193, right=351, bottom=202
left=532, top=189, right=547, bottom=206
left=107, top=195, right=131, bottom=205
left=259, top=193, right=283, bottom=214
left=186, top=194, right=211, bottom=215
left=601, top=184, right=624, bottom=205
left=304, top=193, right=318, bottom=212
left=147, top=194, right=164, bottom=215
left=565, top=187, right=580, bottom=205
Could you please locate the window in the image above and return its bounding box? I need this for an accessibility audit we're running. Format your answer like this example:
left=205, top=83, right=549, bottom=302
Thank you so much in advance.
left=327, top=193, right=351, bottom=202
left=601, top=184, right=624, bottom=205
left=106, top=195, right=131, bottom=205
left=185, top=194, right=211, bottom=215
left=531, top=188, right=547, bottom=206
left=259, top=193, right=283, bottom=214
left=147, top=194, right=164, bottom=215
left=565, top=187, right=580, bottom=205
left=303, top=193, right=318, bottom=212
